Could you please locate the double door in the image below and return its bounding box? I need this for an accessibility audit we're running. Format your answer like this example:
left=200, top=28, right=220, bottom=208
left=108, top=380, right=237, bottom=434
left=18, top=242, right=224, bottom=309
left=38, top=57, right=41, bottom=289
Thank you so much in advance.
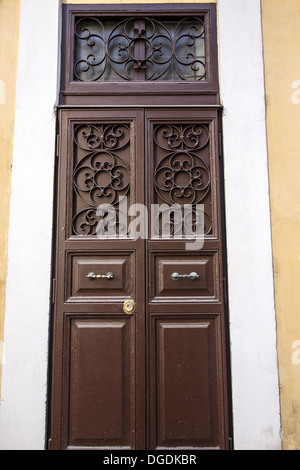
left=48, top=107, right=231, bottom=450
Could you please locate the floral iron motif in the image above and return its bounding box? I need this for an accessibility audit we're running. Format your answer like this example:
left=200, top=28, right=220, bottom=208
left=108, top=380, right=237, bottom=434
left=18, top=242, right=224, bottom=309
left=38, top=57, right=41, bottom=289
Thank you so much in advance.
left=72, top=124, right=131, bottom=235
left=153, top=124, right=212, bottom=236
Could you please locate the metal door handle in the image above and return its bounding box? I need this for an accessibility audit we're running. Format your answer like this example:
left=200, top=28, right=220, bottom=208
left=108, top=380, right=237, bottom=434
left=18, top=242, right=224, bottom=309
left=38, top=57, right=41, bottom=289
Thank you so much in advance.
left=171, top=272, right=199, bottom=281
left=86, top=272, right=114, bottom=280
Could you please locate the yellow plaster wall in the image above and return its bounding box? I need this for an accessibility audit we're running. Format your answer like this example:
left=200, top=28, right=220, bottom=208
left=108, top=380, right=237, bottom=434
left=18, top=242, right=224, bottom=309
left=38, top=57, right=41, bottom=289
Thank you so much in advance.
left=261, top=0, right=300, bottom=450
left=0, top=0, right=20, bottom=391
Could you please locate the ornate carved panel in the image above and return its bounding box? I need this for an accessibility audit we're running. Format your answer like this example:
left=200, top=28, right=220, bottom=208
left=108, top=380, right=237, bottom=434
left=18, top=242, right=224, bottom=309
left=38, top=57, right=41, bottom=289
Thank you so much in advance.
left=72, top=122, right=132, bottom=236
left=74, top=16, right=206, bottom=82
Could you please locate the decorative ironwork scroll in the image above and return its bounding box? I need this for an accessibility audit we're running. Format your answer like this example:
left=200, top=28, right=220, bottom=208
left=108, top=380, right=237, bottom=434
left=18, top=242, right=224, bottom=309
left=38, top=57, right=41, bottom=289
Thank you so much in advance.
left=72, top=123, right=131, bottom=235
left=152, top=123, right=212, bottom=236
left=74, top=16, right=206, bottom=82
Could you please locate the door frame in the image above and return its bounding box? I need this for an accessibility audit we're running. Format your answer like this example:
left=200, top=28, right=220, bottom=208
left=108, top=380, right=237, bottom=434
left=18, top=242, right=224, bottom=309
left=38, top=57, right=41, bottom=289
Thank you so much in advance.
left=48, top=106, right=232, bottom=450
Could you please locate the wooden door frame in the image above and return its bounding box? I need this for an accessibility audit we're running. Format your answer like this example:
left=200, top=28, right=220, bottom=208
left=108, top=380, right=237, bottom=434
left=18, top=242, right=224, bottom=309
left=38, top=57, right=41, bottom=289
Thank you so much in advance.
left=47, top=105, right=233, bottom=449
left=47, top=3, right=233, bottom=450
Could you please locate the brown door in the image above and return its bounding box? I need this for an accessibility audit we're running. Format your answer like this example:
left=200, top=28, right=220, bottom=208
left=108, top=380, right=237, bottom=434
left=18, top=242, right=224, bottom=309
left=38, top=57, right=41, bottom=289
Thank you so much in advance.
left=48, top=107, right=231, bottom=450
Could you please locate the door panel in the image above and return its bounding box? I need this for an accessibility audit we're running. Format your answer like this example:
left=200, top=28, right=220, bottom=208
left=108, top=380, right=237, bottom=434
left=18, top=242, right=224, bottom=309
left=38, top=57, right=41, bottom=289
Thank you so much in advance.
left=68, top=317, right=135, bottom=449
left=147, top=112, right=216, bottom=239
left=72, top=120, right=133, bottom=237
left=68, top=251, right=135, bottom=301
left=152, top=318, right=220, bottom=449
left=49, top=108, right=230, bottom=450
left=149, top=251, right=219, bottom=302
left=145, top=109, right=229, bottom=449
left=49, top=109, right=146, bottom=450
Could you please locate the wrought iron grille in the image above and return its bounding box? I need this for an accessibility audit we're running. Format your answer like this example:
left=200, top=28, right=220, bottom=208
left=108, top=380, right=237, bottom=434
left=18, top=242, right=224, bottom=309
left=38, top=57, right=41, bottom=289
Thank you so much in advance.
left=152, top=123, right=212, bottom=236
left=74, top=16, right=206, bottom=82
left=72, top=123, right=132, bottom=236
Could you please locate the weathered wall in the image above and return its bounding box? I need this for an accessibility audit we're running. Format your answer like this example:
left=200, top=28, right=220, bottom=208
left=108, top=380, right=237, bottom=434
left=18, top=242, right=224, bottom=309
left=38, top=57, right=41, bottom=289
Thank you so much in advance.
left=261, top=0, right=300, bottom=450
left=0, top=0, right=20, bottom=392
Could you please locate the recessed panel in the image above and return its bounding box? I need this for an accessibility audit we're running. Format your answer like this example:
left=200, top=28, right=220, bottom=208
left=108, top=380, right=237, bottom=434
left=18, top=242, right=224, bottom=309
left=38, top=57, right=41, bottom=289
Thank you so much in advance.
left=68, top=252, right=135, bottom=301
left=150, top=252, right=219, bottom=302
left=153, top=318, right=220, bottom=449
left=68, top=318, right=134, bottom=448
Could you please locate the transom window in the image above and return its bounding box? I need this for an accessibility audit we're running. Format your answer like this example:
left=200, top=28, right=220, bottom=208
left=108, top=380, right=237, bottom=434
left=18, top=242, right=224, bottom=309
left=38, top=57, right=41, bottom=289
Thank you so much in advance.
left=60, top=5, right=219, bottom=106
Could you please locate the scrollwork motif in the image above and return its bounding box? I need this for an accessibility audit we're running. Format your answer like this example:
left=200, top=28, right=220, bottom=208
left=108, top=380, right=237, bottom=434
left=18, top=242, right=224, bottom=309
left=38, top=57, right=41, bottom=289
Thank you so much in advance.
left=74, top=16, right=206, bottom=81
left=153, top=124, right=212, bottom=235
left=72, top=123, right=131, bottom=235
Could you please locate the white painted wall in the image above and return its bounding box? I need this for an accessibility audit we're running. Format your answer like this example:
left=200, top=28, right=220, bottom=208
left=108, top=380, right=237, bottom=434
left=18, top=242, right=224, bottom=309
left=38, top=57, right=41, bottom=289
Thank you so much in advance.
left=218, top=0, right=282, bottom=449
left=0, top=0, right=281, bottom=450
left=0, top=0, right=60, bottom=450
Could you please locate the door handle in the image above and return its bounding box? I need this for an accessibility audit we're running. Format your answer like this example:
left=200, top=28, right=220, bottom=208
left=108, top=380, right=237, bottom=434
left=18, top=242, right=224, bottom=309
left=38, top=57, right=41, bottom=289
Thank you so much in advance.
left=86, top=272, right=114, bottom=280
left=171, top=272, right=199, bottom=281
left=123, top=299, right=135, bottom=315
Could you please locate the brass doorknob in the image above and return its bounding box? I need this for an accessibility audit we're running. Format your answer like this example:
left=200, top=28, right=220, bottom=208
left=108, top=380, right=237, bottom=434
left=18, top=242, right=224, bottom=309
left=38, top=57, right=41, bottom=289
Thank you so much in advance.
left=123, top=299, right=135, bottom=315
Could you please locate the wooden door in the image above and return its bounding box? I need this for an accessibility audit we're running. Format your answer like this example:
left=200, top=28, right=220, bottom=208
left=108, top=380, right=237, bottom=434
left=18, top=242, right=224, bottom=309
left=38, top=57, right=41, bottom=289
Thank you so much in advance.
left=48, top=107, right=231, bottom=450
